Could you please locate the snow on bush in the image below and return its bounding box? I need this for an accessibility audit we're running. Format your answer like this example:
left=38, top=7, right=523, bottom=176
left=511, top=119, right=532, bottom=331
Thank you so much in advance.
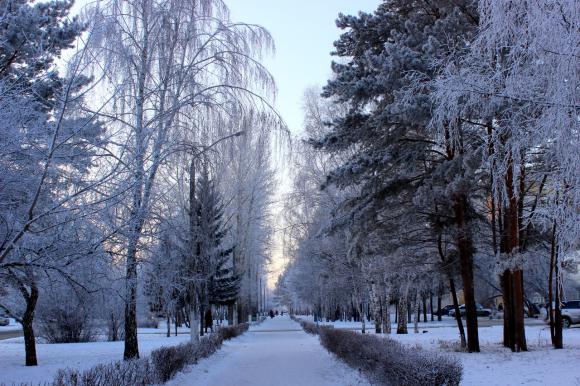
left=300, top=320, right=319, bottom=335
left=318, top=328, right=462, bottom=386
left=151, top=340, right=201, bottom=383
left=37, top=307, right=98, bottom=344
left=291, top=315, right=319, bottom=335
left=52, top=358, right=155, bottom=386
left=49, top=323, right=250, bottom=385
left=219, top=322, right=250, bottom=340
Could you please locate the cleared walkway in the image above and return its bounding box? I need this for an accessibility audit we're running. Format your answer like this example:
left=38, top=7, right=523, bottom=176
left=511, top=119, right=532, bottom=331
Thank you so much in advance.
left=168, top=315, right=370, bottom=386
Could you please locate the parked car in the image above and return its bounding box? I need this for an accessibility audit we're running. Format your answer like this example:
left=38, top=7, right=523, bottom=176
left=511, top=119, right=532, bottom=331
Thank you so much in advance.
left=448, top=303, right=492, bottom=318
left=559, top=300, right=580, bottom=328
left=0, top=317, right=9, bottom=326
left=434, top=305, right=455, bottom=317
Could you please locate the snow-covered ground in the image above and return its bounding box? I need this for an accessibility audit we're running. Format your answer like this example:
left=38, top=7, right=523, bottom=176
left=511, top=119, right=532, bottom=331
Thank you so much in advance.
left=168, top=315, right=370, bottom=386
left=0, top=326, right=191, bottom=385
left=3, top=316, right=578, bottom=386
left=299, top=315, right=580, bottom=386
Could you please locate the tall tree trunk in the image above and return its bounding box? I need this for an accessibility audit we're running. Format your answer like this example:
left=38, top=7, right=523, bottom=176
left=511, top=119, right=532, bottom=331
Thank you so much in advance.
left=512, top=270, right=527, bottom=351
left=501, top=270, right=513, bottom=348
left=453, top=193, right=480, bottom=352
left=359, top=302, right=366, bottom=334
left=166, top=314, right=170, bottom=338
left=22, top=285, right=39, bottom=366
left=413, top=296, right=420, bottom=333
left=430, top=292, right=434, bottom=322
left=199, top=304, right=205, bottom=337
left=549, top=221, right=563, bottom=348
left=437, top=283, right=443, bottom=322
left=123, top=9, right=153, bottom=358
left=174, top=312, right=178, bottom=336
left=554, top=264, right=563, bottom=349
left=228, top=303, right=235, bottom=326
left=450, top=278, right=467, bottom=349
left=190, top=307, right=200, bottom=342
left=548, top=214, right=563, bottom=349
left=237, top=302, right=245, bottom=324
left=381, top=288, right=391, bottom=334
left=436, top=244, right=463, bottom=345
left=397, top=287, right=408, bottom=334
left=503, top=159, right=527, bottom=352
left=124, top=237, right=140, bottom=359
left=370, top=282, right=382, bottom=333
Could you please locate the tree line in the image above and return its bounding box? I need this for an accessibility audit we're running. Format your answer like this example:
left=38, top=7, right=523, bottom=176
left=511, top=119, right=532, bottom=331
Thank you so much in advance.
left=278, top=0, right=578, bottom=354
left=0, top=0, right=281, bottom=366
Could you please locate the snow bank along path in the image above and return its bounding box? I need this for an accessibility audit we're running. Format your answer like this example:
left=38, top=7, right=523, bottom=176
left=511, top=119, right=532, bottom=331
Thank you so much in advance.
left=168, top=315, right=370, bottom=386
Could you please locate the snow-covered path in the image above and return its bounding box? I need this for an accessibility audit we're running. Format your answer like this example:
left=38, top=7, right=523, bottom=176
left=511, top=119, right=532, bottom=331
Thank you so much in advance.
left=168, top=315, right=370, bottom=386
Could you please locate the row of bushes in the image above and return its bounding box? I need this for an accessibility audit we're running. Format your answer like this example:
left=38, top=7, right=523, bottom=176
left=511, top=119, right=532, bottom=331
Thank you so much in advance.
left=295, top=318, right=319, bottom=335
left=51, top=323, right=249, bottom=386
left=293, top=316, right=462, bottom=386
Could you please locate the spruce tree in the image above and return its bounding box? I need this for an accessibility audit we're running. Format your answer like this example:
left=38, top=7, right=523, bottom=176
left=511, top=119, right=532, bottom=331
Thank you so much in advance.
left=313, top=0, right=481, bottom=351
left=193, top=162, right=238, bottom=333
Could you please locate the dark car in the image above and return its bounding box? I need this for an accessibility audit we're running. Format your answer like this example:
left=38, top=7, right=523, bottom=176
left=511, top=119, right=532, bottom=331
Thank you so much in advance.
left=434, top=305, right=455, bottom=317
left=449, top=303, right=491, bottom=318
left=0, top=317, right=9, bottom=326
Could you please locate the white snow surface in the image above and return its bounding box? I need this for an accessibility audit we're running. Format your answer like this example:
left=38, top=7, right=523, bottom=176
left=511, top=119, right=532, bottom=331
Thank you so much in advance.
left=167, top=315, right=370, bottom=386
left=0, top=328, right=191, bottom=385
left=3, top=315, right=578, bottom=386
left=299, top=315, right=580, bottom=386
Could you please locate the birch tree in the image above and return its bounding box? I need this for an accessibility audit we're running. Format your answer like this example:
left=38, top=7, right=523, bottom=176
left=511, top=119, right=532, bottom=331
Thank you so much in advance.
left=82, top=0, right=276, bottom=358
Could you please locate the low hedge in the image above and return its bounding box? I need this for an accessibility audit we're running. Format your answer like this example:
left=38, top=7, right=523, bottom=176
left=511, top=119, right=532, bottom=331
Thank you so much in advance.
left=299, top=320, right=319, bottom=335
left=52, top=323, right=250, bottom=386
left=290, top=315, right=320, bottom=335
left=318, top=328, right=462, bottom=386
left=52, top=358, right=155, bottom=386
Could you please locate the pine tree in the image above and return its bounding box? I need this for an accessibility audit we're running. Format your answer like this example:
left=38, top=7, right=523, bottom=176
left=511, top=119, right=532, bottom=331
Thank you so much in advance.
left=312, top=0, right=480, bottom=350
left=0, top=0, right=101, bottom=367
left=0, top=0, right=82, bottom=87
left=191, top=162, right=238, bottom=335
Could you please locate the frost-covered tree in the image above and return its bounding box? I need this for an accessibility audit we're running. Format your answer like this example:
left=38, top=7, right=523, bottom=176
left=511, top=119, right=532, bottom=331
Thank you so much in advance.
left=432, top=0, right=579, bottom=351
left=0, top=0, right=114, bottom=366
left=309, top=0, right=480, bottom=350
left=185, top=159, right=237, bottom=339
left=81, top=0, right=276, bottom=358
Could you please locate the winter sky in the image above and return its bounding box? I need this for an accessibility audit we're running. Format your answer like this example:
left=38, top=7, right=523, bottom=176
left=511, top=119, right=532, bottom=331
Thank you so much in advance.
left=226, top=0, right=381, bottom=287
left=227, top=0, right=381, bottom=136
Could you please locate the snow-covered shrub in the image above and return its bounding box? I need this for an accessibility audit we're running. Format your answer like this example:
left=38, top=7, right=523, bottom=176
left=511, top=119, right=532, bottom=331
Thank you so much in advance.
left=218, top=322, right=249, bottom=340
left=299, top=320, right=319, bottom=335
left=53, top=358, right=156, bottom=386
left=151, top=341, right=197, bottom=382
left=150, top=322, right=248, bottom=382
left=37, top=299, right=98, bottom=344
left=318, top=328, right=462, bottom=386
left=51, top=322, right=250, bottom=385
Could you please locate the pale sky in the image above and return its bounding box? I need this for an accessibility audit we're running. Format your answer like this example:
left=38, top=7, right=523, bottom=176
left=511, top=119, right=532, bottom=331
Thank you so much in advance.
left=225, top=1, right=381, bottom=287
left=226, top=0, right=381, bottom=136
